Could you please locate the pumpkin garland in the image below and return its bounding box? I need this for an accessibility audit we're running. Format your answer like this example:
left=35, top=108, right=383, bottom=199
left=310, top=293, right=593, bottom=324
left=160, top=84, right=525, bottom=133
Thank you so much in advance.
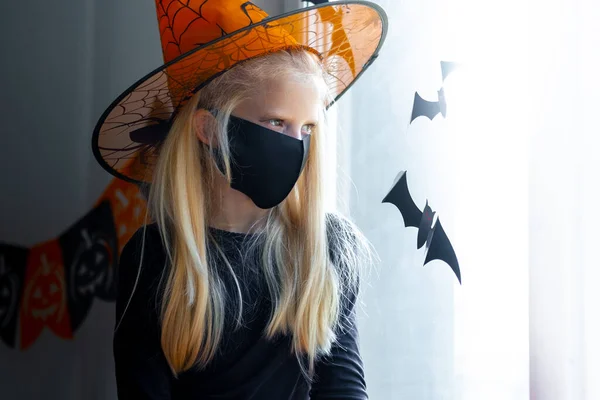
left=0, top=178, right=147, bottom=349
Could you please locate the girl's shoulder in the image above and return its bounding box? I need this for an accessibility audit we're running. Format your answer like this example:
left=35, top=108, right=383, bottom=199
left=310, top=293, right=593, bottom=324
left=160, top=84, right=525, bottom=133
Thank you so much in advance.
left=325, top=211, right=351, bottom=234
left=325, top=211, right=364, bottom=281
left=325, top=212, right=361, bottom=253
left=120, top=223, right=165, bottom=263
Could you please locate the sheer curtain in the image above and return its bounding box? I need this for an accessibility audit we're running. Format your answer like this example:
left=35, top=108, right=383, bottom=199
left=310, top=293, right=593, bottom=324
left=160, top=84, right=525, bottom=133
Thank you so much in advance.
left=529, top=0, right=600, bottom=399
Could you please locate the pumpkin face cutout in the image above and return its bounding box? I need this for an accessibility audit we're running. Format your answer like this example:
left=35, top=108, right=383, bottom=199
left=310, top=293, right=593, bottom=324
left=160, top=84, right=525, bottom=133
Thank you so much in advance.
left=59, top=201, right=118, bottom=332
left=20, top=240, right=72, bottom=350
left=0, top=246, right=27, bottom=348
left=27, top=256, right=65, bottom=322
left=73, top=239, right=112, bottom=297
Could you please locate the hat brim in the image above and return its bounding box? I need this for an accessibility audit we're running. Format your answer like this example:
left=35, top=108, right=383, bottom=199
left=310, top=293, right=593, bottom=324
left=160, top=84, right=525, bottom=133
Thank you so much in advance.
left=92, top=1, right=388, bottom=184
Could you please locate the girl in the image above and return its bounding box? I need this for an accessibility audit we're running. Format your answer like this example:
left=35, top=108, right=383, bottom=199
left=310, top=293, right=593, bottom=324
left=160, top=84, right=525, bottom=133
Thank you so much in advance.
left=92, top=1, right=387, bottom=398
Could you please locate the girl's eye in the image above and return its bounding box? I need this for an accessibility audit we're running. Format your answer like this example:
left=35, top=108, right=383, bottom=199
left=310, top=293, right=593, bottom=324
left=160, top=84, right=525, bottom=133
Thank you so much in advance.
left=268, top=119, right=283, bottom=127
left=302, top=124, right=315, bottom=135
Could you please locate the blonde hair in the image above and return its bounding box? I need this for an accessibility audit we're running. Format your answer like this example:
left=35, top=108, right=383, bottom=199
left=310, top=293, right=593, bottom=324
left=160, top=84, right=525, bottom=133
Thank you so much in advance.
left=134, top=49, right=372, bottom=379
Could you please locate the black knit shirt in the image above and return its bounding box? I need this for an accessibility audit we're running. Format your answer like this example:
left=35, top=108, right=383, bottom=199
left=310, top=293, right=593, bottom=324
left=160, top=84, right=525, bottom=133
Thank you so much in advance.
left=113, top=222, right=368, bottom=399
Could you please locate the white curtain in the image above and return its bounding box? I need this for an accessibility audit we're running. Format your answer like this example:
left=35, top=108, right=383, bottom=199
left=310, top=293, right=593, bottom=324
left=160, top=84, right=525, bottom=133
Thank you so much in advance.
left=529, top=0, right=600, bottom=399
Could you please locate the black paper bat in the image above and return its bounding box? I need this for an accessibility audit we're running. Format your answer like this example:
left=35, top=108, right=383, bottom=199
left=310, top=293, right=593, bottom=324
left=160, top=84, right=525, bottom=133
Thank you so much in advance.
left=410, top=60, right=459, bottom=123
left=411, top=88, right=446, bottom=123
left=59, top=200, right=118, bottom=332
left=382, top=171, right=461, bottom=284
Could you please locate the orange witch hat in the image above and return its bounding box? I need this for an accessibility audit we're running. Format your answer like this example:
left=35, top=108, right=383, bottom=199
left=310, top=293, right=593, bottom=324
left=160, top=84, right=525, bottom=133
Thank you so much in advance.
left=92, top=0, right=387, bottom=184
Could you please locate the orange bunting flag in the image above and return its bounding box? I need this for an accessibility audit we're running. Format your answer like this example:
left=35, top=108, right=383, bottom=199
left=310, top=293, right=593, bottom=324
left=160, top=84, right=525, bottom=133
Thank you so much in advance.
left=96, top=178, right=149, bottom=253
left=20, top=240, right=72, bottom=350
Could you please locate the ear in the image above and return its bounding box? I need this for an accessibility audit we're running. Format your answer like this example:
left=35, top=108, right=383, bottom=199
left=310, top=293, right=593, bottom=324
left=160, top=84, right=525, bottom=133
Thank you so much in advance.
left=193, top=108, right=217, bottom=146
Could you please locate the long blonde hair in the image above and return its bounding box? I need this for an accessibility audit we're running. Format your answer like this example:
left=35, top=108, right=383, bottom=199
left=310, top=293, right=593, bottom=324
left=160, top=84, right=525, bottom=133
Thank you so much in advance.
left=136, top=49, right=371, bottom=378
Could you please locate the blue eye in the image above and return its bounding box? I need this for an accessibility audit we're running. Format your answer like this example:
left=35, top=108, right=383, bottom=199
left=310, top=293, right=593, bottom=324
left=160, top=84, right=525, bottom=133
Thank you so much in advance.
left=268, top=119, right=283, bottom=127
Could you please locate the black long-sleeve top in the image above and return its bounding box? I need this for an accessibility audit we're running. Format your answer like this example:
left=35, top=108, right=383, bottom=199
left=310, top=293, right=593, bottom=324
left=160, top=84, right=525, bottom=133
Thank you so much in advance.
left=113, top=221, right=368, bottom=399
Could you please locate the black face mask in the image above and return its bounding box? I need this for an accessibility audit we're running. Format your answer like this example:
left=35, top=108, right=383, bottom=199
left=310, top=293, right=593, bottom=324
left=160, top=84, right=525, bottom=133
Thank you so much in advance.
left=215, top=114, right=311, bottom=209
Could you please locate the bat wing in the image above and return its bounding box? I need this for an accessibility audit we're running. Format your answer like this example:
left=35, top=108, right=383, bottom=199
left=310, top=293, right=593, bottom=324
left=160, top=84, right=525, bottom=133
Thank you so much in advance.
left=440, top=61, right=459, bottom=81
left=382, top=171, right=422, bottom=229
left=411, top=92, right=441, bottom=123
left=417, top=201, right=435, bottom=249
left=424, top=219, right=461, bottom=284
left=438, top=87, right=447, bottom=118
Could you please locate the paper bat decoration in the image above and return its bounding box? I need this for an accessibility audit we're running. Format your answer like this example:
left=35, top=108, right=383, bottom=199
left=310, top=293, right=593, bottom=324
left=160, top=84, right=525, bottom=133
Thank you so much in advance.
left=440, top=61, right=459, bottom=81
left=411, top=88, right=447, bottom=123
left=382, top=171, right=461, bottom=284
left=410, top=60, right=459, bottom=123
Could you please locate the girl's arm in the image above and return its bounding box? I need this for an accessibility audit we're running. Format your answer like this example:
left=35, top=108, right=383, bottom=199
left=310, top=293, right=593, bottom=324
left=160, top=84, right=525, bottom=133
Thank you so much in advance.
left=113, top=228, right=174, bottom=399
left=309, top=288, right=368, bottom=400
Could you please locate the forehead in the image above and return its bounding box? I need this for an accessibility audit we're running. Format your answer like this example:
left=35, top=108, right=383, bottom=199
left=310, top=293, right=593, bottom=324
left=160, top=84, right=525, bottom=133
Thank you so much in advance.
left=248, top=75, right=325, bottom=115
